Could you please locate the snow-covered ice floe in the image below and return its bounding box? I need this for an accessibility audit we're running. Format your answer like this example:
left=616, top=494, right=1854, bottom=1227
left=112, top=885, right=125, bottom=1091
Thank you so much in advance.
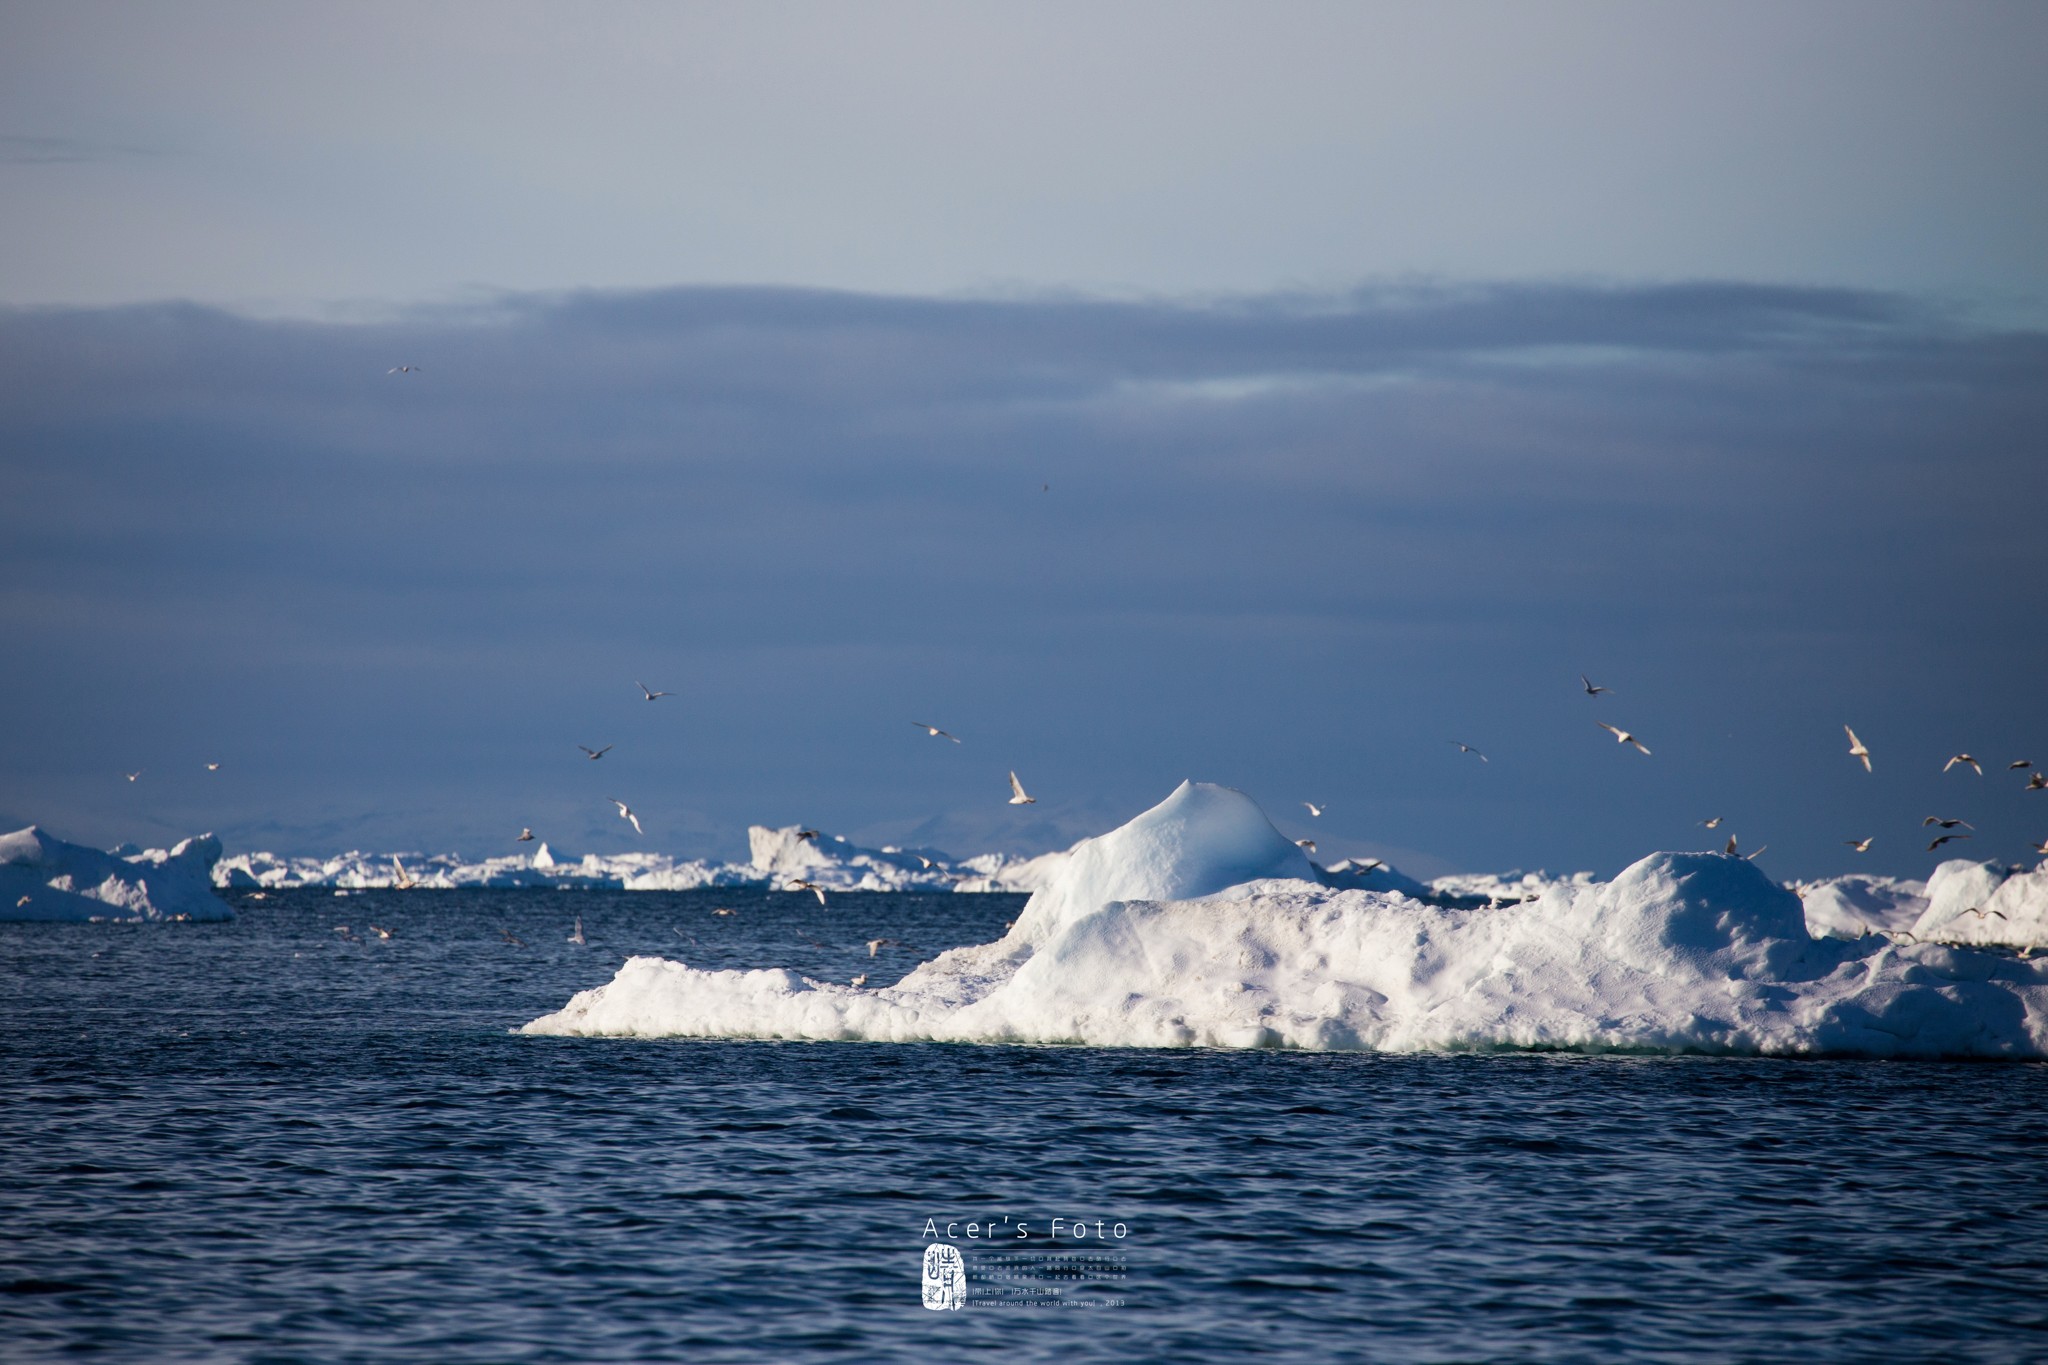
left=1, top=826, right=233, bottom=922
left=523, top=782, right=2048, bottom=1058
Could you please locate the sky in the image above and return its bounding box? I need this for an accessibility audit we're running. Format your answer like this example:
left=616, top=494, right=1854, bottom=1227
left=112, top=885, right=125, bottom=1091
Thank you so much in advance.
left=2, top=2, right=2045, bottom=880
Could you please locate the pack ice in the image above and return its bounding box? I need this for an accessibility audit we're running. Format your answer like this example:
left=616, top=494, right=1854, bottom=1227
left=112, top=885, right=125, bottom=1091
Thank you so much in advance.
left=523, top=782, right=2048, bottom=1058
left=1, top=825, right=234, bottom=922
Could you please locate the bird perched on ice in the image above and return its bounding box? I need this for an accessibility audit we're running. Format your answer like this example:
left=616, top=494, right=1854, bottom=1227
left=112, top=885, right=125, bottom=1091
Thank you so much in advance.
left=1844, top=725, right=1872, bottom=772
left=850, top=974, right=868, bottom=988
left=1927, top=834, right=1972, bottom=851
left=517, top=828, right=535, bottom=842
left=1944, top=754, right=1983, bottom=775
left=1008, top=772, right=1036, bottom=805
left=1923, top=816, right=1973, bottom=830
left=579, top=744, right=613, bottom=760
left=1580, top=675, right=1611, bottom=696
left=637, top=682, right=671, bottom=701
left=1302, top=802, right=1323, bottom=818
left=568, top=918, right=586, bottom=945
left=1597, top=722, right=1651, bottom=755
left=1844, top=837, right=1873, bottom=852
left=786, top=879, right=828, bottom=905
left=912, top=721, right=961, bottom=743
left=1451, top=742, right=1488, bottom=762
left=609, top=799, right=642, bottom=835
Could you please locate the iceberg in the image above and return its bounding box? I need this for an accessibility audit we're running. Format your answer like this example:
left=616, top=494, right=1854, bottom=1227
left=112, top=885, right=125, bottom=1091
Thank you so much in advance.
left=1, top=826, right=234, bottom=922
left=523, top=782, right=2048, bottom=1058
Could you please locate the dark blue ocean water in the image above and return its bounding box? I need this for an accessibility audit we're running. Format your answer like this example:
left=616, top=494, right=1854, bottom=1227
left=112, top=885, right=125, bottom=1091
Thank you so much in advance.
left=4, top=888, right=2047, bottom=1363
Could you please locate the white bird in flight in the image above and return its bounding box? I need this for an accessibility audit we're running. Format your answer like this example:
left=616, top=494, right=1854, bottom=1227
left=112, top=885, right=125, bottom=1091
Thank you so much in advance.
left=1008, top=772, right=1036, bottom=805
left=579, top=744, right=613, bottom=760
left=387, top=365, right=421, bottom=374
left=1845, top=725, right=1872, bottom=773
left=391, top=856, right=416, bottom=889
left=1944, top=754, right=1983, bottom=775
left=125, top=770, right=143, bottom=782
left=1700, top=817, right=1723, bottom=829
left=2031, top=773, right=2048, bottom=791
left=637, top=682, right=670, bottom=701
left=205, top=762, right=221, bottom=772
left=786, top=879, right=828, bottom=905
left=517, top=828, right=535, bottom=842
left=609, top=799, right=642, bottom=835
left=1844, top=837, right=1873, bottom=853
left=1597, top=722, right=1651, bottom=755
left=1922, top=816, right=1973, bottom=830
left=912, top=722, right=961, bottom=743
left=1451, top=742, right=1488, bottom=762
left=1302, top=802, right=1323, bottom=818
left=1580, top=675, right=1611, bottom=696
left=1928, top=833, right=1971, bottom=851
left=568, top=917, right=586, bottom=945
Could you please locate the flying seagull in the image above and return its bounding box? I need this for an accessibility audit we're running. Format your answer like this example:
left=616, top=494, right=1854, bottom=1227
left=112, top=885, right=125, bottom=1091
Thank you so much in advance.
left=1700, top=816, right=1723, bottom=829
left=1580, top=675, right=1611, bottom=696
left=1959, top=907, right=2007, bottom=921
left=579, top=744, right=613, bottom=760
left=1008, top=772, right=1036, bottom=805
left=915, top=855, right=936, bottom=870
left=205, top=762, right=221, bottom=772
left=500, top=927, right=526, bottom=947
left=1451, top=742, right=1488, bottom=762
left=391, top=856, right=417, bottom=889
left=637, top=682, right=671, bottom=701
left=1723, top=835, right=1766, bottom=860
left=1922, top=817, right=1974, bottom=830
left=2029, top=773, right=2048, bottom=791
left=1844, top=837, right=1874, bottom=853
left=1927, top=834, right=1972, bottom=851
left=517, top=828, right=535, bottom=842
left=867, top=938, right=901, bottom=957
left=2011, top=760, right=2034, bottom=770
left=1302, top=802, right=1323, bottom=818
left=911, top=721, right=962, bottom=743
left=1296, top=839, right=1317, bottom=854
left=1944, top=754, right=1983, bottom=775
left=609, top=799, right=642, bottom=835
left=368, top=925, right=393, bottom=940
left=568, top=918, right=586, bottom=946
left=1845, top=725, right=1872, bottom=773
left=2030, top=838, right=2048, bottom=855
left=786, top=879, right=828, bottom=905
left=1597, top=722, right=1651, bottom=755
left=795, top=829, right=820, bottom=842
left=125, top=770, right=143, bottom=782
left=387, top=365, right=421, bottom=374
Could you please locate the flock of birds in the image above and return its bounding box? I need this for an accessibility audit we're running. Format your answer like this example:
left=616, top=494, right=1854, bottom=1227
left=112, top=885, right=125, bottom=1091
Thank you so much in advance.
left=1448, top=678, right=2043, bottom=866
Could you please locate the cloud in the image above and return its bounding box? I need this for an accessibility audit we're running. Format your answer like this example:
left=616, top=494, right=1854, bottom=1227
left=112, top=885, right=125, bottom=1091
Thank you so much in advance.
left=0, top=282, right=2042, bottom=873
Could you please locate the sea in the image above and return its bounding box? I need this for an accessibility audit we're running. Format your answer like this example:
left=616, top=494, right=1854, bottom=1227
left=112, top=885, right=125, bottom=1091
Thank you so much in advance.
left=4, top=887, right=2046, bottom=1363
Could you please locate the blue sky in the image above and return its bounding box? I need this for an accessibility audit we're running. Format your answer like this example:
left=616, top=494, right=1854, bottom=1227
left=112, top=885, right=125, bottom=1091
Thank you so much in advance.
left=2, top=3, right=2044, bottom=878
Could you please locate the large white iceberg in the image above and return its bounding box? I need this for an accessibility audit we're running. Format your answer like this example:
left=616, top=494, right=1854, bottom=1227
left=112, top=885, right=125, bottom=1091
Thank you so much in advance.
left=523, top=782, right=2048, bottom=1058
left=1, top=826, right=234, bottom=922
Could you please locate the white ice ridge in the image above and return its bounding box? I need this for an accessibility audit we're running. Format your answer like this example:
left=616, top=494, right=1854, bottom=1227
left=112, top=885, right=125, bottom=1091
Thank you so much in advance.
left=1, top=826, right=233, bottom=922
left=1798, top=861, right=2048, bottom=949
left=522, top=781, right=2048, bottom=1058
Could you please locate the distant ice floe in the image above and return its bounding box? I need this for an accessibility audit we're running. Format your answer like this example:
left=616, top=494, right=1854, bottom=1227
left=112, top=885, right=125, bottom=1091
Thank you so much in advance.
left=1, top=825, right=233, bottom=922
left=523, top=782, right=2048, bottom=1058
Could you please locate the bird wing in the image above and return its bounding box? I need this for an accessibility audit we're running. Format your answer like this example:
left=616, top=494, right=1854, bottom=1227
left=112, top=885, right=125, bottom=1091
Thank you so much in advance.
left=629, top=814, right=642, bottom=834
left=1009, top=771, right=1028, bottom=799
left=1598, top=722, right=1622, bottom=738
